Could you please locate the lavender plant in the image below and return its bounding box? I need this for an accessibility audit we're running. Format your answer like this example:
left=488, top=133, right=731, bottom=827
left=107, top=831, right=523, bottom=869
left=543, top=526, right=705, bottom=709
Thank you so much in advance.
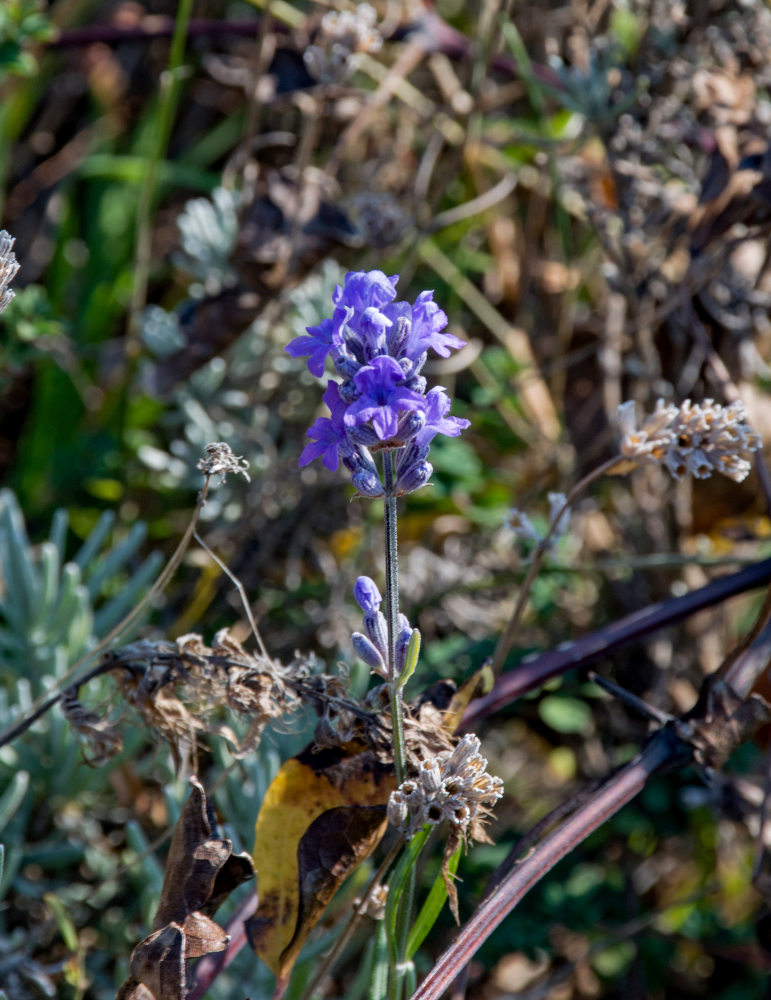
left=286, top=270, right=503, bottom=997
left=288, top=270, right=470, bottom=778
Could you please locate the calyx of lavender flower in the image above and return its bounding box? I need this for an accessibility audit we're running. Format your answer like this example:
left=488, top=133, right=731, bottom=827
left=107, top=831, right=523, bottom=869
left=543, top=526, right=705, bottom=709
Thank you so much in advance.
left=288, top=270, right=470, bottom=496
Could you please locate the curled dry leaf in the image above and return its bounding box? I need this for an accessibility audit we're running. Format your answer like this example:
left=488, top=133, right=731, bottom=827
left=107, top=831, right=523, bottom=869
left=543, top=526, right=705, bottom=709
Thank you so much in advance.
left=117, top=777, right=254, bottom=1000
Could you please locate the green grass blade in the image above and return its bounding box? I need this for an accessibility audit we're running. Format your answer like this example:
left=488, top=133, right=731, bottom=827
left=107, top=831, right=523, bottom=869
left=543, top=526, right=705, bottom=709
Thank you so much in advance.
left=406, top=843, right=462, bottom=959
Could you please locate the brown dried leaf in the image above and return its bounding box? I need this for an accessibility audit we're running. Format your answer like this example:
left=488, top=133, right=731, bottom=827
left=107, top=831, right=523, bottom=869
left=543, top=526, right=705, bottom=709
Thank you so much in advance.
left=117, top=777, right=254, bottom=1000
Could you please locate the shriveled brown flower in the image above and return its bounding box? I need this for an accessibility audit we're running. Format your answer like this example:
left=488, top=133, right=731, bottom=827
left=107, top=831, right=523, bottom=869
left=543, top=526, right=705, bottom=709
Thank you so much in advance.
left=106, top=630, right=311, bottom=764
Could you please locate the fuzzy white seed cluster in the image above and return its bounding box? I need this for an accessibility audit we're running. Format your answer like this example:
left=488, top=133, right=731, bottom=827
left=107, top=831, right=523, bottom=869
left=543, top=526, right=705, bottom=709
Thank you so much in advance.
left=618, top=398, right=761, bottom=483
left=0, top=231, right=20, bottom=315
left=387, top=734, right=504, bottom=838
left=304, top=4, right=382, bottom=84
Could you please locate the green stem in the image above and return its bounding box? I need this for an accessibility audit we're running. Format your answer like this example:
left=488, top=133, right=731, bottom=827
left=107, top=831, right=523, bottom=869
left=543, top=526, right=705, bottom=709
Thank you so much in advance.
left=383, top=450, right=406, bottom=785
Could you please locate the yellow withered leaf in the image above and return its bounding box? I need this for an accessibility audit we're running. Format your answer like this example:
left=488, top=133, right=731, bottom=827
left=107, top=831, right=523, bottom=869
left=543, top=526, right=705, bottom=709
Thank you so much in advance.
left=247, top=738, right=395, bottom=981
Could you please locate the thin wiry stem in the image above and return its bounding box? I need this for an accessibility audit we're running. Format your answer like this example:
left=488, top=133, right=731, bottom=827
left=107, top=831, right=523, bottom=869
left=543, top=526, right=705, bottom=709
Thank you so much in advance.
left=194, top=531, right=269, bottom=658
left=0, top=477, right=213, bottom=749
left=463, top=554, right=771, bottom=729
left=295, top=837, right=406, bottom=1000
left=489, top=455, right=620, bottom=676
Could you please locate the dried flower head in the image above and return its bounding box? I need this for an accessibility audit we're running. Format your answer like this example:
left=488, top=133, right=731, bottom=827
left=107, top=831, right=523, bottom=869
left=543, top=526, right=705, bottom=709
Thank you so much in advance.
left=617, top=398, right=761, bottom=483
left=506, top=491, right=571, bottom=546
left=304, top=4, right=382, bottom=84
left=387, top=734, right=504, bottom=841
left=357, top=883, right=388, bottom=920
left=197, top=442, right=251, bottom=484
left=0, top=230, right=20, bottom=314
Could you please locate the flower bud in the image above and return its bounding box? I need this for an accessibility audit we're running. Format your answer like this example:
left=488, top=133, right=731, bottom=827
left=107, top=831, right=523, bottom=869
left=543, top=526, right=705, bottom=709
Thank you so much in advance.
left=352, top=467, right=385, bottom=497
left=394, top=618, right=413, bottom=674
left=388, top=314, right=411, bottom=357
left=406, top=374, right=427, bottom=395
left=396, top=458, right=433, bottom=494
left=337, top=375, right=360, bottom=400
left=354, top=577, right=382, bottom=614
left=348, top=423, right=381, bottom=447
left=391, top=409, right=426, bottom=446
left=365, top=610, right=389, bottom=659
left=351, top=632, right=387, bottom=675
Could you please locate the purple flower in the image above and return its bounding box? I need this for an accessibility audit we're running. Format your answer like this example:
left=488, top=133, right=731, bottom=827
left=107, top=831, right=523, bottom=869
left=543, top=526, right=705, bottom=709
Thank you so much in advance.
left=345, top=356, right=425, bottom=441
left=292, top=271, right=470, bottom=494
left=286, top=317, right=339, bottom=377
left=354, top=576, right=382, bottom=615
left=417, top=387, right=470, bottom=446
left=299, top=381, right=348, bottom=470
left=334, top=271, right=398, bottom=312
left=403, top=291, right=466, bottom=360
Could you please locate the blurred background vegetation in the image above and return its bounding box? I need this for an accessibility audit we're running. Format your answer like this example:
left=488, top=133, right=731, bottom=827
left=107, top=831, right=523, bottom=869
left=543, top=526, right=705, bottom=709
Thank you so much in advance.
left=2, top=0, right=771, bottom=997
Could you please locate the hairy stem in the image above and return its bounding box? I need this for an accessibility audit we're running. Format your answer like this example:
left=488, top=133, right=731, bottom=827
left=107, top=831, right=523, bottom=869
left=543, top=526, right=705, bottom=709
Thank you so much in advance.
left=383, top=450, right=407, bottom=785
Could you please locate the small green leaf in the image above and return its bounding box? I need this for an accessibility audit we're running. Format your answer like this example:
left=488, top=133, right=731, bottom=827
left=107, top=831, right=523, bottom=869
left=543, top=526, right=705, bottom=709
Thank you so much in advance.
left=538, top=694, right=594, bottom=734
left=44, top=891, right=79, bottom=951
left=398, top=629, right=421, bottom=689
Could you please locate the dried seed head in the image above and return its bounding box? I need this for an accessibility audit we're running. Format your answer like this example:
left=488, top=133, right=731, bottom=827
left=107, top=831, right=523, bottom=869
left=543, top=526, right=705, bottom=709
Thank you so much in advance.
left=304, top=4, right=382, bottom=84
left=0, top=231, right=20, bottom=315
left=387, top=733, right=503, bottom=839
left=617, top=398, right=761, bottom=483
left=197, top=442, right=251, bottom=483
left=387, top=790, right=408, bottom=828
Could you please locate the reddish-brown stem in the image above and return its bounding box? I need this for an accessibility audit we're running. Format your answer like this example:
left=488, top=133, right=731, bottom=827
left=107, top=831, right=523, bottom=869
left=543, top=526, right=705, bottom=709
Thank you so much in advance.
left=463, top=555, right=771, bottom=729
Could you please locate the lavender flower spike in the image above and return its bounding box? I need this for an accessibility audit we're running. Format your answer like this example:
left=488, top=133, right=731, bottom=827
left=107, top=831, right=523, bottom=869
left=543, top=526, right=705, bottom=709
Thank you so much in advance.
left=289, top=270, right=469, bottom=495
